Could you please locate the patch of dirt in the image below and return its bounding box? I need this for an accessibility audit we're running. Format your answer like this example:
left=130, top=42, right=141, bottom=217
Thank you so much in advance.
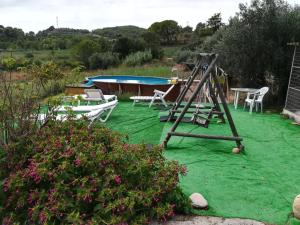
left=1, top=71, right=28, bottom=81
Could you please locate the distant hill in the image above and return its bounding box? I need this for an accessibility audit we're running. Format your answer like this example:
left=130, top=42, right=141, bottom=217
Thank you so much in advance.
left=92, top=25, right=146, bottom=39
left=36, top=26, right=90, bottom=37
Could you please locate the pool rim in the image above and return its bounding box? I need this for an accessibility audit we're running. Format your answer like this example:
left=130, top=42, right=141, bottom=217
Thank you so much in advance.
left=85, top=74, right=171, bottom=86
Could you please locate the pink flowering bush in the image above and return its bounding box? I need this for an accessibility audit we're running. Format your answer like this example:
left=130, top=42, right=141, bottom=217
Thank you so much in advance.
left=0, top=120, right=189, bottom=224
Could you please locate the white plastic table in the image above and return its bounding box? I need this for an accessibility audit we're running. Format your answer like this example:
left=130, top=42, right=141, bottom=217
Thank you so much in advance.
left=231, top=88, right=258, bottom=109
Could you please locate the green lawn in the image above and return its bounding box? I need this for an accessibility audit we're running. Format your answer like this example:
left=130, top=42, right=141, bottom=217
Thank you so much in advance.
left=107, top=101, right=300, bottom=225
left=0, top=49, right=72, bottom=61
left=83, top=64, right=173, bottom=78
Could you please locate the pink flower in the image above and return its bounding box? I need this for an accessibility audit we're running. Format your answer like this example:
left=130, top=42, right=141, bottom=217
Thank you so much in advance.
left=114, top=175, right=122, bottom=185
left=2, top=216, right=13, bottom=225
left=118, top=204, right=126, bottom=212
left=55, top=139, right=62, bottom=149
left=153, top=197, right=160, bottom=203
left=160, top=215, right=167, bottom=223
left=48, top=188, right=56, bottom=203
left=28, top=208, right=34, bottom=219
left=3, top=178, right=10, bottom=192
left=26, top=159, right=41, bottom=183
left=123, top=144, right=129, bottom=151
left=180, top=166, right=187, bottom=176
left=87, top=220, right=94, bottom=225
left=74, top=158, right=81, bottom=167
left=63, top=148, right=74, bottom=157
left=27, top=190, right=39, bottom=205
left=39, top=210, right=47, bottom=224
left=83, top=193, right=92, bottom=203
left=167, top=209, right=175, bottom=217
left=47, top=171, right=55, bottom=181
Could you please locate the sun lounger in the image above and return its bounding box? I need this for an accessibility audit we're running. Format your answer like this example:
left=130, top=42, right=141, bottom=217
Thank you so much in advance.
left=55, top=99, right=117, bottom=112
left=79, top=89, right=117, bottom=103
left=39, top=100, right=118, bottom=125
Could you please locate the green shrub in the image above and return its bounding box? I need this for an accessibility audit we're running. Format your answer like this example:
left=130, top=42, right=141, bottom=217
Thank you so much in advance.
left=72, top=39, right=102, bottom=67
left=18, top=61, right=65, bottom=98
left=175, top=50, right=197, bottom=63
left=116, top=92, right=132, bottom=101
left=25, top=53, right=34, bottom=59
left=123, top=50, right=152, bottom=66
left=34, top=59, right=42, bottom=66
left=1, top=57, right=17, bottom=71
left=0, top=120, right=189, bottom=224
left=56, top=59, right=82, bottom=69
left=150, top=46, right=164, bottom=59
left=1, top=57, right=35, bottom=71
left=15, top=57, right=33, bottom=68
left=113, top=37, right=146, bottom=59
left=88, top=52, right=120, bottom=69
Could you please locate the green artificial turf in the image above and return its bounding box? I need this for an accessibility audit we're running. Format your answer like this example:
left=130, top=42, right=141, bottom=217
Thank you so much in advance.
left=287, top=217, right=300, bottom=225
left=107, top=102, right=300, bottom=225
left=107, top=102, right=165, bottom=145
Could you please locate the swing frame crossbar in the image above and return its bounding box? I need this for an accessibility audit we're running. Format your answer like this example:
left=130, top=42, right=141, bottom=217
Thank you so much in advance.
left=162, top=53, right=244, bottom=152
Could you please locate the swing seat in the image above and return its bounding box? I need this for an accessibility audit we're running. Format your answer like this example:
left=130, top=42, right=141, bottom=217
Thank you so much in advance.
left=192, top=115, right=210, bottom=128
left=160, top=115, right=176, bottom=122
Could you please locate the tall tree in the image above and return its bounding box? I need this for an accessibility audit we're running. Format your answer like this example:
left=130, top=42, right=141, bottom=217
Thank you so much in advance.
left=192, top=14, right=224, bottom=45
left=206, top=13, right=224, bottom=32
left=149, top=20, right=180, bottom=45
left=112, top=37, right=145, bottom=58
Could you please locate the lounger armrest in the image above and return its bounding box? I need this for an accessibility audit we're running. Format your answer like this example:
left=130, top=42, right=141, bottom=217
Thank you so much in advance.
left=154, top=89, right=165, bottom=95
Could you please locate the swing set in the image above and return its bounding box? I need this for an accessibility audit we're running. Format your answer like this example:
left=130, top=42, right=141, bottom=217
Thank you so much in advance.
left=161, top=53, right=244, bottom=153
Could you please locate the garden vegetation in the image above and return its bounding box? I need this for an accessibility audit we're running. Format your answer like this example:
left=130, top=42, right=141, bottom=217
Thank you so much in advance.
left=0, top=120, right=189, bottom=224
left=0, top=59, right=190, bottom=224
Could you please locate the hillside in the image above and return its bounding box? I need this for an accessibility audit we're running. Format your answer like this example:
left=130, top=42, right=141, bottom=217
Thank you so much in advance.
left=92, top=25, right=146, bottom=39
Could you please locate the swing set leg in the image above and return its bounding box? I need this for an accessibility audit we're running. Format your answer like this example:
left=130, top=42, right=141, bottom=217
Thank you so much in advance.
left=211, top=71, right=244, bottom=153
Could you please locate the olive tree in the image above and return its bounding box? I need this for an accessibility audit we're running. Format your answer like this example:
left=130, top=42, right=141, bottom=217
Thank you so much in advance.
left=203, top=0, right=300, bottom=105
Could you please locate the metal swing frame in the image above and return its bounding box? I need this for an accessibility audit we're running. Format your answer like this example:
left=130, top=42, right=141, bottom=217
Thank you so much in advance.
left=162, top=53, right=244, bottom=152
left=283, top=42, right=300, bottom=122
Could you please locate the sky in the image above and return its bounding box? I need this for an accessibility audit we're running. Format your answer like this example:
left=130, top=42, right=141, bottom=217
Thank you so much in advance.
left=0, top=0, right=298, bottom=33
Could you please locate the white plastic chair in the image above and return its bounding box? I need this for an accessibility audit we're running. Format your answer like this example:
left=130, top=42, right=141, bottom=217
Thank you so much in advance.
left=130, top=84, right=175, bottom=108
left=244, top=87, right=269, bottom=113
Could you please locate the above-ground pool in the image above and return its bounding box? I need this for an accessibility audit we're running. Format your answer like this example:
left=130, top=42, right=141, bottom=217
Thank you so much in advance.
left=87, top=75, right=181, bottom=101
left=65, top=75, right=181, bottom=101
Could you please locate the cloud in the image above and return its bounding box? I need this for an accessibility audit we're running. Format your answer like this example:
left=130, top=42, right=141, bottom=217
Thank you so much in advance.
left=0, top=0, right=297, bottom=32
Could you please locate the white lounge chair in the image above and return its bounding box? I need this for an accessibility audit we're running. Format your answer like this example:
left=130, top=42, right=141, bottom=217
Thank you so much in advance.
left=79, top=89, right=117, bottom=103
left=244, top=87, right=269, bottom=113
left=39, top=100, right=118, bottom=125
left=130, top=84, right=175, bottom=108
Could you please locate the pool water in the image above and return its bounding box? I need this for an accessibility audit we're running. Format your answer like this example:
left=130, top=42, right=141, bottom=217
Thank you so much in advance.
left=85, top=75, right=170, bottom=86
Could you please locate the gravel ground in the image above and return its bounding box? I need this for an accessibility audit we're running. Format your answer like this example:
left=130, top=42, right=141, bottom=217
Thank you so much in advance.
left=152, top=215, right=268, bottom=225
